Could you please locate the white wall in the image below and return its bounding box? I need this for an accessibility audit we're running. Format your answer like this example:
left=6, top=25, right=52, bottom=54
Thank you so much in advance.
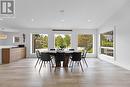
left=0, top=32, right=22, bottom=45
left=0, top=32, right=6, bottom=45
left=98, top=0, right=130, bottom=70
left=0, top=29, right=97, bottom=58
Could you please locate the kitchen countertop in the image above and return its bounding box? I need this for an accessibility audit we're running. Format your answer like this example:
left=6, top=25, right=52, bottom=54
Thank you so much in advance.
left=0, top=46, right=17, bottom=49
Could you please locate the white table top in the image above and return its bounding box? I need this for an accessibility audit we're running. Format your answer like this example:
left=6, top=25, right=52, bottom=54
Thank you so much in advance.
left=41, top=51, right=81, bottom=53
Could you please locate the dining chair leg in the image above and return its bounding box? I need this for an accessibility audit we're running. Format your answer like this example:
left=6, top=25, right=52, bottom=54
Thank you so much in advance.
left=79, top=61, right=84, bottom=72
left=39, top=60, right=42, bottom=64
left=69, top=60, right=72, bottom=67
left=50, top=59, right=54, bottom=67
left=35, top=58, right=40, bottom=68
left=83, top=58, right=88, bottom=67
left=71, top=61, right=74, bottom=72
left=54, top=65, right=57, bottom=72
left=43, top=61, right=46, bottom=67
left=49, top=61, right=52, bottom=72
left=39, top=61, right=43, bottom=72
left=77, top=61, right=80, bottom=66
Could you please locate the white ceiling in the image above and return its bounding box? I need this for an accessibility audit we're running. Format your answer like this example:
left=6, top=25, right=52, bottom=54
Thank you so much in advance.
left=0, top=0, right=127, bottom=30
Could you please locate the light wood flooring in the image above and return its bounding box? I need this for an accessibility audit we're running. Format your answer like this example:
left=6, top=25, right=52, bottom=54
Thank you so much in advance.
left=0, top=58, right=130, bottom=87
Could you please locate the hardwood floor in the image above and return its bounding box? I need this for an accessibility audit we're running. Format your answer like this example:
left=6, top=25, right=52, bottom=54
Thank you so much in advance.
left=0, top=58, right=130, bottom=87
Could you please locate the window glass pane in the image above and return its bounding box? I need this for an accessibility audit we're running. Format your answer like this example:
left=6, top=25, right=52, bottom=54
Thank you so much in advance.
left=55, top=34, right=71, bottom=49
left=100, top=31, right=114, bottom=57
left=32, top=34, right=48, bottom=53
left=78, top=34, right=93, bottom=53
left=100, top=31, right=113, bottom=47
left=101, top=48, right=113, bottom=57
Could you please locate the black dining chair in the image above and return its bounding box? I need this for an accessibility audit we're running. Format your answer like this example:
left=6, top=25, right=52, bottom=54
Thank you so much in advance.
left=55, top=52, right=64, bottom=66
left=68, top=49, right=74, bottom=65
left=54, top=52, right=65, bottom=71
left=71, top=52, right=84, bottom=72
left=35, top=50, right=41, bottom=68
left=39, top=53, right=53, bottom=72
left=49, top=49, right=56, bottom=66
left=81, top=51, right=88, bottom=67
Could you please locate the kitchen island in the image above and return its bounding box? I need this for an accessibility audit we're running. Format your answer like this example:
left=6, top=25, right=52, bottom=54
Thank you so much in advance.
left=0, top=46, right=26, bottom=64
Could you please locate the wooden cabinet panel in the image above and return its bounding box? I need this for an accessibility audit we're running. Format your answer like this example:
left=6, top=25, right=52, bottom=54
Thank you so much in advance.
left=2, top=47, right=26, bottom=64
left=2, top=48, right=10, bottom=64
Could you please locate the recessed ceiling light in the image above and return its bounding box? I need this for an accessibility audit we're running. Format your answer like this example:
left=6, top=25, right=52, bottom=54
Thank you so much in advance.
left=31, top=19, right=34, bottom=22
left=88, top=19, right=91, bottom=22
left=61, top=19, right=65, bottom=22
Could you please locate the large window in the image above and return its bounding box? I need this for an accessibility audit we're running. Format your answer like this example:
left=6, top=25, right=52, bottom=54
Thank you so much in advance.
left=78, top=34, right=93, bottom=53
left=32, top=34, right=48, bottom=53
left=100, top=31, right=114, bottom=57
left=55, top=34, right=71, bottom=49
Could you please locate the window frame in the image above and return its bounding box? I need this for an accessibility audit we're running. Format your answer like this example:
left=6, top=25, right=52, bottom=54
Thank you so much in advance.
left=31, top=33, right=48, bottom=54
left=77, top=34, right=94, bottom=54
left=54, top=34, right=72, bottom=50
left=99, top=30, right=115, bottom=58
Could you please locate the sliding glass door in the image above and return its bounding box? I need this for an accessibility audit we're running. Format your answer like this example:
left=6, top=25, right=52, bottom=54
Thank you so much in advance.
left=32, top=34, right=48, bottom=53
